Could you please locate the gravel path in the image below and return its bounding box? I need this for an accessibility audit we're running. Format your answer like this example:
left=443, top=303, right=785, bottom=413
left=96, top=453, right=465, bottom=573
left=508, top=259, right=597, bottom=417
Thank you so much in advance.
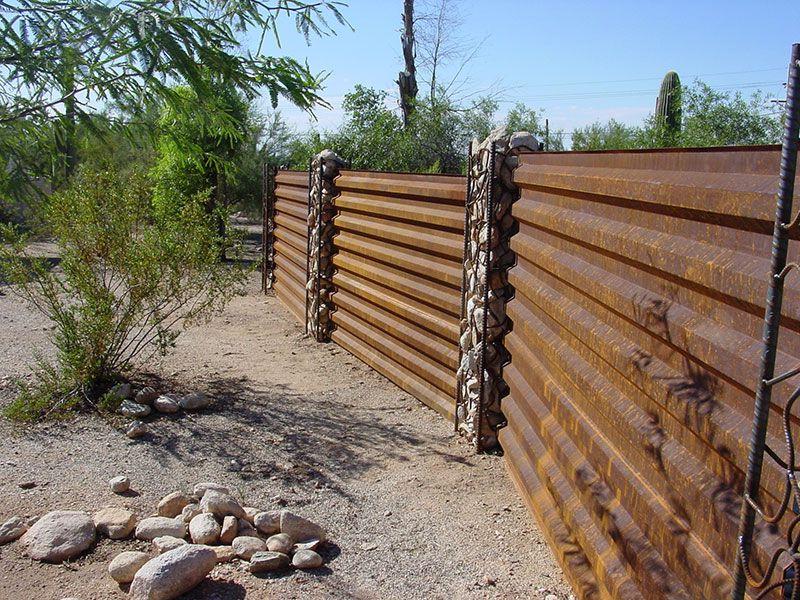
left=0, top=273, right=570, bottom=600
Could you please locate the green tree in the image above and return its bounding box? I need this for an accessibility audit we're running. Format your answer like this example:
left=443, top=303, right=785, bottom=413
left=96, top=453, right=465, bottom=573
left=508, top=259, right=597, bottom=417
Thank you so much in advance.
left=151, top=81, right=251, bottom=231
left=570, top=80, right=781, bottom=151
left=571, top=119, right=645, bottom=151
left=505, top=103, right=564, bottom=151
left=0, top=168, right=248, bottom=420
left=679, top=82, right=782, bottom=147
left=1, top=0, right=347, bottom=211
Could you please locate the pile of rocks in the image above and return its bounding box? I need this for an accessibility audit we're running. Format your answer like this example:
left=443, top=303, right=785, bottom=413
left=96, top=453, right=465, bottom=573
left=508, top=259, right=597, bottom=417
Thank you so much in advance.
left=107, top=383, right=213, bottom=439
left=0, top=480, right=329, bottom=599
left=305, top=149, right=345, bottom=342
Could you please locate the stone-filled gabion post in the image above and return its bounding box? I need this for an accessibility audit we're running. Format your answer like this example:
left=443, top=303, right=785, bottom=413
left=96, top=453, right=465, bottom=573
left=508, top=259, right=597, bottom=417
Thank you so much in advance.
left=306, top=149, right=345, bottom=342
left=456, top=128, right=538, bottom=451
left=262, top=162, right=277, bottom=292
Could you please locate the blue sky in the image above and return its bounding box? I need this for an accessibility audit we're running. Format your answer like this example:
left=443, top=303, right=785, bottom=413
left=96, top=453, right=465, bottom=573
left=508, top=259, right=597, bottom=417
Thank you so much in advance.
left=258, top=0, right=800, bottom=142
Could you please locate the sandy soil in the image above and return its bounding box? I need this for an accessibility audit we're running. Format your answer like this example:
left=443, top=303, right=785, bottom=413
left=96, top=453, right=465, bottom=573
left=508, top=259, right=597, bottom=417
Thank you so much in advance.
left=0, top=269, right=570, bottom=600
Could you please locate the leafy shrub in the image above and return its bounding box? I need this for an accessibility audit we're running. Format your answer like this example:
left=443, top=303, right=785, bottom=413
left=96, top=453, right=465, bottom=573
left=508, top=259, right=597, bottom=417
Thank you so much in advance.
left=0, top=167, right=248, bottom=420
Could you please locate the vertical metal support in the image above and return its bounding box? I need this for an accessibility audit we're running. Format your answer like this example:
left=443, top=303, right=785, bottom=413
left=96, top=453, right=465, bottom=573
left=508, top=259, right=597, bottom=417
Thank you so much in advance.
left=733, top=42, right=800, bottom=600
left=305, top=158, right=313, bottom=335
left=476, top=142, right=496, bottom=448
left=455, top=141, right=474, bottom=432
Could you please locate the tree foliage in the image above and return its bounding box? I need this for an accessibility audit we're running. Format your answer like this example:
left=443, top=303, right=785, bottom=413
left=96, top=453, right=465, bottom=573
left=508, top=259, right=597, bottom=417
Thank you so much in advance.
left=0, top=0, right=347, bottom=214
left=0, top=167, right=248, bottom=420
left=285, top=86, right=556, bottom=172
left=571, top=79, right=782, bottom=151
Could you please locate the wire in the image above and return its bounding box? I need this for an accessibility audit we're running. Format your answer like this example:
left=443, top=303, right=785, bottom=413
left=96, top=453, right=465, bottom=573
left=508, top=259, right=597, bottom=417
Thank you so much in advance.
left=506, top=82, right=783, bottom=103
left=516, top=68, right=786, bottom=89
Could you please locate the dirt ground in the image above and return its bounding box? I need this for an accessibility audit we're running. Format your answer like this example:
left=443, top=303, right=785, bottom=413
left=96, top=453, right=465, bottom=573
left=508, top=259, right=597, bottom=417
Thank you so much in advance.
left=0, top=270, right=570, bottom=599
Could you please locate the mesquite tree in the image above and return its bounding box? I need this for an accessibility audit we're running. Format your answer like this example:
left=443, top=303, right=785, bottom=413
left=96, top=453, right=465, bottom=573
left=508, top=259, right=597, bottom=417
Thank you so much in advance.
left=0, top=0, right=348, bottom=200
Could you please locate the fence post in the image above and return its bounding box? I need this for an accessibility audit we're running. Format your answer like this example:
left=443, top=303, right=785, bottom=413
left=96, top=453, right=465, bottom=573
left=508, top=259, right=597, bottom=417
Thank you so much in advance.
left=261, top=161, right=277, bottom=293
left=456, top=128, right=539, bottom=451
left=306, top=149, right=345, bottom=342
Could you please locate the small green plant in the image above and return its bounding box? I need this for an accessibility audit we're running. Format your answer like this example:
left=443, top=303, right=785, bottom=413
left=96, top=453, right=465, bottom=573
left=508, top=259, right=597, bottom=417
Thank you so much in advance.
left=0, top=167, right=248, bottom=420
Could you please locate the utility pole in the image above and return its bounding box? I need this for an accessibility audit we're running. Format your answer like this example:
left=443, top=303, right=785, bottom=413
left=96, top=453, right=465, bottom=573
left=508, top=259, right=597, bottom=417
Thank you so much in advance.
left=545, top=119, right=550, bottom=151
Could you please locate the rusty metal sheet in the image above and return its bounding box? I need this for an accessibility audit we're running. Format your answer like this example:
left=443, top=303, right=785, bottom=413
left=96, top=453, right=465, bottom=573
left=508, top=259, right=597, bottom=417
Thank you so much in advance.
left=272, top=170, right=309, bottom=326
left=505, top=147, right=794, bottom=600
left=331, top=170, right=466, bottom=418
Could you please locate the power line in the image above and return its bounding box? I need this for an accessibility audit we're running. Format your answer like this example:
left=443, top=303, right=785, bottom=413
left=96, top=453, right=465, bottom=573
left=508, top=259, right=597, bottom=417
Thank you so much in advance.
left=504, top=81, right=782, bottom=103
left=513, top=67, right=786, bottom=89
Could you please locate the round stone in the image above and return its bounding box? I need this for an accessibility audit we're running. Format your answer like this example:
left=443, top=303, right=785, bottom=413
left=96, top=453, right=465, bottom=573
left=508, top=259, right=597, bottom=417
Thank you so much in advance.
left=292, top=548, right=323, bottom=569
left=249, top=551, right=290, bottom=573
left=232, top=536, right=266, bottom=560
left=108, top=550, right=150, bottom=583
left=109, top=476, right=130, bottom=494
left=19, top=511, right=96, bottom=563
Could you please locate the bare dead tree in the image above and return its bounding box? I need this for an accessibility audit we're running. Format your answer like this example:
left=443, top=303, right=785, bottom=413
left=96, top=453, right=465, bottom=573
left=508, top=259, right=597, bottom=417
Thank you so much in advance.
left=415, top=0, right=492, bottom=104
left=397, top=0, right=418, bottom=126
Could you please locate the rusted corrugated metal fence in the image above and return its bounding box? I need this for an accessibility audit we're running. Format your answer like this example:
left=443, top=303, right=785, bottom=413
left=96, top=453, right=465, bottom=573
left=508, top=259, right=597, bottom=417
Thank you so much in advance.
left=330, top=170, right=465, bottom=420
left=502, top=147, right=799, bottom=599
left=264, top=146, right=799, bottom=600
left=272, top=170, right=310, bottom=323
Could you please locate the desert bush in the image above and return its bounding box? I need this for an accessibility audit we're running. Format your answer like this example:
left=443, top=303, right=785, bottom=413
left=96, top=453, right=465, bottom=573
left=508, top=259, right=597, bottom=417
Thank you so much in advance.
left=0, top=167, right=248, bottom=420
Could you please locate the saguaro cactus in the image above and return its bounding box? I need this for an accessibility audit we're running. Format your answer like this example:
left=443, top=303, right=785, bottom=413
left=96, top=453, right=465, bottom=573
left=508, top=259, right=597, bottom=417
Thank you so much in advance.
left=655, top=71, right=682, bottom=143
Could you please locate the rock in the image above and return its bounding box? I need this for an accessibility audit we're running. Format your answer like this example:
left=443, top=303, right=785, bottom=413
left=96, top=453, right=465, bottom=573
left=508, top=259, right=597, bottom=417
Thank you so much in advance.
left=129, top=545, right=216, bottom=600
left=135, top=517, right=186, bottom=541
left=211, top=545, right=236, bottom=563
left=157, top=491, right=193, bottom=518
left=292, top=549, right=323, bottom=569
left=126, top=420, right=148, bottom=439
left=200, top=489, right=245, bottom=519
left=266, top=533, right=293, bottom=554
left=249, top=551, right=290, bottom=573
left=93, top=507, right=136, bottom=539
left=192, top=482, right=229, bottom=499
left=293, top=539, right=322, bottom=553
left=189, top=513, right=221, bottom=545
left=242, top=506, right=260, bottom=523
left=134, top=386, right=159, bottom=406
left=179, top=392, right=211, bottom=411
left=153, top=536, right=187, bottom=554
left=110, top=382, right=133, bottom=399
left=19, top=511, right=95, bottom=562
left=0, top=516, right=28, bottom=544
left=119, top=399, right=151, bottom=418
left=153, top=395, right=179, bottom=414
left=280, top=510, right=326, bottom=542
left=237, top=518, right=258, bottom=538
left=181, top=503, right=202, bottom=523
left=108, top=550, right=150, bottom=583
left=509, top=131, right=539, bottom=151
left=253, top=510, right=280, bottom=536
left=109, top=475, right=130, bottom=494
left=18, top=480, right=36, bottom=489
left=220, top=516, right=238, bottom=544
left=232, top=536, right=266, bottom=560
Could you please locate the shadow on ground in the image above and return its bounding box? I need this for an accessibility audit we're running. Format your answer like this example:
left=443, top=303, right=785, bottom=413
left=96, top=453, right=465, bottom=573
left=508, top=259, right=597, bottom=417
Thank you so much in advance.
left=118, top=374, right=437, bottom=503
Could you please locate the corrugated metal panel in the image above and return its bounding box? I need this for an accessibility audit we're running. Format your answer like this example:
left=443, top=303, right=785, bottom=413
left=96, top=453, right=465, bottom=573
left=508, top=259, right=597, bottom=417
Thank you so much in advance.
left=273, top=170, right=309, bottom=325
left=330, top=170, right=466, bottom=420
left=503, top=146, right=798, bottom=599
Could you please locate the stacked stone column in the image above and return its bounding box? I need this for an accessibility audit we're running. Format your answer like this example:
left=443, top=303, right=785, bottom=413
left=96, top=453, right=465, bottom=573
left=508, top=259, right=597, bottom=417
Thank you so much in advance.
left=306, top=150, right=345, bottom=342
left=456, top=129, right=538, bottom=451
left=262, top=163, right=277, bottom=292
